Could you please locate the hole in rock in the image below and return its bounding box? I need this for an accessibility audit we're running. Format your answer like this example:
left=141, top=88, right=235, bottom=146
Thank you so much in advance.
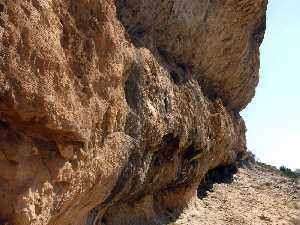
left=101, top=216, right=107, bottom=224
left=183, top=145, right=201, bottom=160
left=59, top=18, right=64, bottom=25
left=159, top=134, right=180, bottom=158
left=152, top=134, right=179, bottom=167
left=157, top=47, right=169, bottom=58
left=0, top=120, right=9, bottom=129
left=170, top=71, right=181, bottom=84
left=0, top=4, right=5, bottom=13
left=177, top=63, right=187, bottom=72
left=197, top=164, right=238, bottom=199
left=124, top=66, right=140, bottom=110
left=164, top=97, right=171, bottom=113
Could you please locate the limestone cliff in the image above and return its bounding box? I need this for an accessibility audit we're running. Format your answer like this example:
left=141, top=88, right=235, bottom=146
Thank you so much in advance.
left=0, top=0, right=267, bottom=224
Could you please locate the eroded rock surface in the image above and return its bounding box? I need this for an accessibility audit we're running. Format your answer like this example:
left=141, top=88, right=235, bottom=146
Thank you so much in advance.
left=0, top=0, right=267, bottom=224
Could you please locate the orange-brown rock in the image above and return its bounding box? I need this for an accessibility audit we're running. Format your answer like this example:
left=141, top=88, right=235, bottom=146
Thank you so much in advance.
left=0, top=0, right=267, bottom=224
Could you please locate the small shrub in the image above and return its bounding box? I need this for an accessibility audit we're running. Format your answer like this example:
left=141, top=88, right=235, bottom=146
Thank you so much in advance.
left=279, top=166, right=300, bottom=179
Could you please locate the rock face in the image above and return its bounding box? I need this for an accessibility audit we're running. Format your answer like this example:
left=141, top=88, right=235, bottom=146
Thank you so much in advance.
left=0, top=0, right=267, bottom=224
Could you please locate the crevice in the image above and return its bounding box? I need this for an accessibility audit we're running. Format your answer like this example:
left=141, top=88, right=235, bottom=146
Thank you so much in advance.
left=183, top=145, right=202, bottom=161
left=0, top=3, right=5, bottom=13
left=124, top=65, right=141, bottom=111
left=170, top=71, right=181, bottom=85
left=152, top=134, right=180, bottom=166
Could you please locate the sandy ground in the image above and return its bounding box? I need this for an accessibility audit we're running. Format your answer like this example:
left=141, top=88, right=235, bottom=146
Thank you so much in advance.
left=173, top=166, right=300, bottom=225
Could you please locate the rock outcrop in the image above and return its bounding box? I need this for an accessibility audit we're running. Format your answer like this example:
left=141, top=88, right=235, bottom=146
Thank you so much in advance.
left=0, top=0, right=267, bottom=224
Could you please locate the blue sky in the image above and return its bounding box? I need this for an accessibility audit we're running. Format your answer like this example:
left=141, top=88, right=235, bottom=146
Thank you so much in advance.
left=241, top=0, right=300, bottom=170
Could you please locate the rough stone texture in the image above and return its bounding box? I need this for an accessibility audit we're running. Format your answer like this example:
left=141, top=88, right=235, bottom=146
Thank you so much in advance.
left=175, top=164, right=300, bottom=225
left=0, top=0, right=267, bottom=224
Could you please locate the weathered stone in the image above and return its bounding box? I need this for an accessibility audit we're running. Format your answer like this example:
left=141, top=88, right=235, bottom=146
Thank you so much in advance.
left=0, top=0, right=267, bottom=224
left=57, top=143, right=75, bottom=160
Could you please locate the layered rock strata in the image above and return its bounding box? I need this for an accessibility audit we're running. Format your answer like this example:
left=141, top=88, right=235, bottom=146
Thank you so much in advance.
left=0, top=0, right=267, bottom=224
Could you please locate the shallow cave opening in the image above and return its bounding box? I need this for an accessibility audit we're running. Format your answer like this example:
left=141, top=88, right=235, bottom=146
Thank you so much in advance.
left=197, top=164, right=238, bottom=199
